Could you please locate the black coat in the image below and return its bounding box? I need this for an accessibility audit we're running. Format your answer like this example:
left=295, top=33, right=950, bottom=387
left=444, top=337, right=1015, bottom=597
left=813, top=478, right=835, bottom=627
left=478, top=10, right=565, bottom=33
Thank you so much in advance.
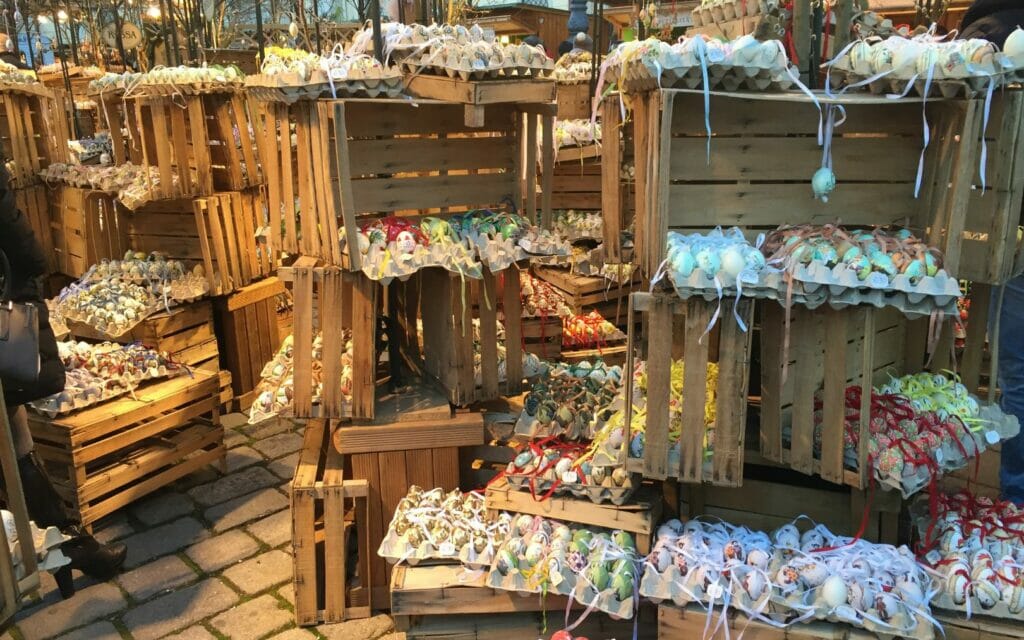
left=959, top=0, right=1024, bottom=47
left=0, top=164, right=63, bottom=405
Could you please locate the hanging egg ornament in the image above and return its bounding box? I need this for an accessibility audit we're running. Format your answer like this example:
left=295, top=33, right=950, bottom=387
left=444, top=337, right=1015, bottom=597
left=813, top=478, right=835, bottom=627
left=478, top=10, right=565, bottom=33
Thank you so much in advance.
left=812, top=167, right=837, bottom=202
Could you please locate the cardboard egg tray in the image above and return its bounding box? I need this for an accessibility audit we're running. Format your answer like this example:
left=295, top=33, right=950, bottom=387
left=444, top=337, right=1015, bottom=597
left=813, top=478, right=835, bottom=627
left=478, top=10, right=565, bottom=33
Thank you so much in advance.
left=504, top=472, right=640, bottom=506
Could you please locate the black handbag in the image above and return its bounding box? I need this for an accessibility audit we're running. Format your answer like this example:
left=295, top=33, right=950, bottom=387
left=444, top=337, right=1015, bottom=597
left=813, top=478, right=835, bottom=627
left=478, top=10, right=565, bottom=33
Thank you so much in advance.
left=0, top=249, right=40, bottom=383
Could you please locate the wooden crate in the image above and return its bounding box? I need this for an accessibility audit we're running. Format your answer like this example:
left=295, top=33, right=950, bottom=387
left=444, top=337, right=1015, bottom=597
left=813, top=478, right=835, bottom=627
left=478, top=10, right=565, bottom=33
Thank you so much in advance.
left=561, top=343, right=629, bottom=367
left=521, top=315, right=562, bottom=361
left=556, top=82, right=592, bottom=120
left=334, top=389, right=485, bottom=604
left=91, top=90, right=144, bottom=165
left=391, top=564, right=577, bottom=632
left=485, top=477, right=660, bottom=554
left=405, top=75, right=555, bottom=128
left=69, top=300, right=220, bottom=370
left=16, top=184, right=55, bottom=273
left=294, top=99, right=553, bottom=270
left=278, top=257, right=378, bottom=419
left=131, top=91, right=260, bottom=199
left=941, top=446, right=1001, bottom=500
left=681, top=463, right=902, bottom=545
left=624, top=292, right=754, bottom=485
left=937, top=612, right=1024, bottom=640
left=27, top=370, right=230, bottom=528
left=291, top=417, right=372, bottom=626
left=408, top=267, right=525, bottom=406
left=550, top=157, right=602, bottom=210
left=658, top=602, right=877, bottom=639
left=532, top=265, right=642, bottom=327
left=626, top=89, right=993, bottom=276
left=0, top=86, right=69, bottom=189
left=49, top=186, right=128, bottom=278
left=759, top=304, right=909, bottom=489
left=214, top=277, right=286, bottom=412
left=123, top=190, right=268, bottom=294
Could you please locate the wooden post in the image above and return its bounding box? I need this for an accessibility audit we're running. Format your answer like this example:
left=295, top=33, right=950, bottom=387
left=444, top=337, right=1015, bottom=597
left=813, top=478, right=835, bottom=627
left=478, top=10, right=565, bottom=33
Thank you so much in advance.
left=601, top=97, right=622, bottom=262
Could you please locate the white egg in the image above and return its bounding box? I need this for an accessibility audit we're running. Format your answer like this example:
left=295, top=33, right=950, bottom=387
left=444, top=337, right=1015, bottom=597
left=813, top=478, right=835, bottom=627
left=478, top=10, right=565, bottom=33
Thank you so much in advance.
left=821, top=575, right=848, bottom=609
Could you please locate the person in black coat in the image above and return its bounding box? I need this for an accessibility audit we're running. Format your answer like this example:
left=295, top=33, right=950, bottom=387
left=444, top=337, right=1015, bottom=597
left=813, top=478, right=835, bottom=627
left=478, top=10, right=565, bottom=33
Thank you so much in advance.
left=0, top=164, right=127, bottom=597
left=959, top=0, right=1024, bottom=45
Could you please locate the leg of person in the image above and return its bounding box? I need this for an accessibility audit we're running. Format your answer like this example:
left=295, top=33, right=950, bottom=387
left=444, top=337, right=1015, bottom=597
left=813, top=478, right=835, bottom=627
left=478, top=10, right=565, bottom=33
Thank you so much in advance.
left=994, top=274, right=1024, bottom=504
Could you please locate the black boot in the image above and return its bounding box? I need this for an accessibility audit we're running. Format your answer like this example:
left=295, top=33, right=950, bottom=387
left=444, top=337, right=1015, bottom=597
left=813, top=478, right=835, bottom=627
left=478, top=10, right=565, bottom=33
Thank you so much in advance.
left=17, top=453, right=127, bottom=586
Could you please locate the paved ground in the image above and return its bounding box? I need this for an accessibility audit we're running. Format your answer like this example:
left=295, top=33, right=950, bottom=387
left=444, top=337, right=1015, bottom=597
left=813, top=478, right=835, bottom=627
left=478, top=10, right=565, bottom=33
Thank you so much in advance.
left=11, top=415, right=401, bottom=640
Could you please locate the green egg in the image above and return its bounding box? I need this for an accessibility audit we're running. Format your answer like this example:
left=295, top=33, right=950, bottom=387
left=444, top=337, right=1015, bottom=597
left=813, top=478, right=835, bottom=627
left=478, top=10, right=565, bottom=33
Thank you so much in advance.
left=588, top=563, right=610, bottom=591
left=612, top=572, right=634, bottom=601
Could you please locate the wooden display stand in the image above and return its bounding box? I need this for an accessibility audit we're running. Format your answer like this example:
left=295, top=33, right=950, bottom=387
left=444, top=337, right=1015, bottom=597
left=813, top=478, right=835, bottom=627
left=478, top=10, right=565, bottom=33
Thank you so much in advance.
left=131, top=91, right=260, bottom=199
left=624, top=292, right=754, bottom=486
left=620, top=89, right=1021, bottom=279
left=192, top=191, right=275, bottom=295
left=485, top=477, right=660, bottom=554
left=68, top=300, right=220, bottom=371
left=124, top=191, right=267, bottom=295
left=291, top=418, right=372, bottom=626
left=213, top=277, right=286, bottom=412
left=551, top=155, right=602, bottom=211
left=658, top=602, right=876, bottom=639
left=556, top=83, right=592, bottom=120
left=532, top=264, right=642, bottom=326
left=48, top=186, right=127, bottom=278
left=278, top=258, right=378, bottom=419
left=27, top=370, right=231, bottom=529
left=0, top=84, right=69, bottom=189
left=90, top=88, right=143, bottom=165
left=333, top=386, right=485, bottom=604
left=405, top=75, right=555, bottom=128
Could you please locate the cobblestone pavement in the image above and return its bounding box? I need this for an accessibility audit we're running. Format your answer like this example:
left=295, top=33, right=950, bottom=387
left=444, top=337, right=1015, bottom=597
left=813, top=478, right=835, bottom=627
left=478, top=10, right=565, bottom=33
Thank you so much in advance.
left=11, top=415, right=402, bottom=640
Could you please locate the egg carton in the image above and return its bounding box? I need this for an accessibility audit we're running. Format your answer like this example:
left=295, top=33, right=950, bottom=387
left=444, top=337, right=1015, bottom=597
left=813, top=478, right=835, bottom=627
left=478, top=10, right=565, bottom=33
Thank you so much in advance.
left=134, top=80, right=242, bottom=97
left=504, top=472, right=639, bottom=506
left=665, top=267, right=788, bottom=303
left=487, top=552, right=577, bottom=596
left=329, top=77, right=405, bottom=99
left=244, top=82, right=329, bottom=103
left=785, top=260, right=961, bottom=307
left=691, top=0, right=761, bottom=27
left=616, top=59, right=796, bottom=94
left=378, top=530, right=497, bottom=569
left=828, top=68, right=998, bottom=99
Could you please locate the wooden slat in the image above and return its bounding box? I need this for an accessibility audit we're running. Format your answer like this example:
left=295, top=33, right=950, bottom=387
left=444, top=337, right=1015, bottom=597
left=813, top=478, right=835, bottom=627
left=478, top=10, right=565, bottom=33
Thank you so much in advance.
left=790, top=307, right=820, bottom=475
left=643, top=297, right=674, bottom=480
left=502, top=268, right=523, bottom=394
left=711, top=299, right=750, bottom=486
left=347, top=137, right=514, bottom=175
left=478, top=269, right=500, bottom=398
left=334, top=413, right=483, bottom=454
left=293, top=264, right=315, bottom=417
left=349, top=173, right=515, bottom=216
left=820, top=308, right=849, bottom=485
left=680, top=299, right=711, bottom=483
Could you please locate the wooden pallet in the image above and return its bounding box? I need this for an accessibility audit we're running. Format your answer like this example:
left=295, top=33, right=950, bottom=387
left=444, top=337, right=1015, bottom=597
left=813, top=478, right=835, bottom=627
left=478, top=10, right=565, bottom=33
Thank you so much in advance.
left=556, top=82, right=592, bottom=120
left=48, top=186, right=128, bottom=278
left=16, top=185, right=56, bottom=273
left=658, top=602, right=878, bottom=639
left=391, top=564, right=576, bottom=632
left=407, top=267, right=525, bottom=406
left=625, top=89, right=1000, bottom=277
left=278, top=257, right=378, bottom=419
left=332, top=389, right=485, bottom=604
left=485, top=477, right=660, bottom=554
left=759, top=304, right=909, bottom=489
left=624, top=292, right=754, bottom=486
left=213, top=277, right=286, bottom=412
left=131, top=92, right=260, bottom=199
left=291, top=417, right=372, bottom=626
left=0, top=87, right=69, bottom=189
left=27, top=370, right=230, bottom=529
left=193, top=191, right=275, bottom=295
left=124, top=191, right=267, bottom=295
left=682, top=462, right=902, bottom=545
left=69, top=300, right=220, bottom=371
left=937, top=612, right=1024, bottom=640
left=521, top=315, right=562, bottom=361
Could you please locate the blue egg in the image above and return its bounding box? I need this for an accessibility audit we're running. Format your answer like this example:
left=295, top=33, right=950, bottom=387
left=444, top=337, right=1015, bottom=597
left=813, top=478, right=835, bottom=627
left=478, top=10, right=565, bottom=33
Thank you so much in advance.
left=629, top=432, right=645, bottom=457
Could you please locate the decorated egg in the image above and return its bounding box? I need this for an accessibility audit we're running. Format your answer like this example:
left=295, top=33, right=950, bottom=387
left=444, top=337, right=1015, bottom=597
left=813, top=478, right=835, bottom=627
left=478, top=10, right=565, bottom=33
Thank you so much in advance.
left=874, top=592, right=901, bottom=622
left=773, top=524, right=800, bottom=549
left=743, top=570, right=767, bottom=600
left=588, top=563, right=610, bottom=591
left=746, top=547, right=770, bottom=571
left=496, top=549, right=517, bottom=576
left=524, top=541, right=545, bottom=567
left=799, top=562, right=828, bottom=587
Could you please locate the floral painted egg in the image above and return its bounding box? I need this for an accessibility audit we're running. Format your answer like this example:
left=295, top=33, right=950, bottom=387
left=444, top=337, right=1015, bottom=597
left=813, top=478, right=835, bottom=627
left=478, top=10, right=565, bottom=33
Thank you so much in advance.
left=874, top=592, right=901, bottom=622
left=743, top=570, right=767, bottom=600
left=524, top=542, right=545, bottom=567
left=515, top=515, right=534, bottom=536
left=799, top=562, right=828, bottom=588
left=495, top=549, right=517, bottom=576
left=567, top=549, right=587, bottom=573
left=674, top=553, right=689, bottom=575
left=773, top=524, right=800, bottom=549
left=723, top=539, right=745, bottom=562
left=746, top=548, right=770, bottom=571
left=652, top=545, right=672, bottom=572
left=776, top=565, right=801, bottom=593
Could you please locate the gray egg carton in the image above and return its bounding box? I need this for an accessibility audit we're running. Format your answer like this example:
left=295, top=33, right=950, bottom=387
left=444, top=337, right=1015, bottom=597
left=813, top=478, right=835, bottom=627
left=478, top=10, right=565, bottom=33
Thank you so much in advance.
left=505, top=472, right=640, bottom=506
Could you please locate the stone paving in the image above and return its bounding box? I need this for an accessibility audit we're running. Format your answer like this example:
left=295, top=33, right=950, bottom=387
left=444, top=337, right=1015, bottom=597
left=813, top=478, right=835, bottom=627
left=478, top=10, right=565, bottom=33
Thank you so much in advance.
left=11, top=415, right=402, bottom=640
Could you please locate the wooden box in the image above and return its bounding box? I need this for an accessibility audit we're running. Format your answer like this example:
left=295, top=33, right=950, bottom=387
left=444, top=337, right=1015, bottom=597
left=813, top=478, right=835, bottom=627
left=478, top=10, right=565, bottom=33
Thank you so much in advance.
left=333, top=389, right=484, bottom=604
left=278, top=258, right=378, bottom=419
left=550, top=157, right=602, bottom=210
left=942, top=446, right=1001, bottom=500
left=123, top=191, right=268, bottom=295
left=27, top=370, right=231, bottom=528
left=49, top=186, right=128, bottom=278
left=192, top=191, right=275, bottom=295
left=759, top=304, right=909, bottom=489
left=16, top=185, right=56, bottom=273
left=0, top=390, right=41, bottom=623
left=624, top=292, right=754, bottom=486
left=91, top=89, right=143, bottom=165
left=625, top=89, right=994, bottom=276
left=131, top=91, right=260, bottom=199
left=298, top=99, right=553, bottom=269
left=0, top=86, right=69, bottom=189
left=682, top=460, right=902, bottom=545
left=485, top=477, right=660, bottom=554
left=658, top=602, right=877, bottom=640
left=69, top=300, right=220, bottom=370
left=408, top=267, right=525, bottom=406
left=291, top=418, right=372, bottom=626
left=556, top=82, right=592, bottom=120
left=521, top=315, right=562, bottom=361
left=532, top=265, right=642, bottom=327
left=936, top=612, right=1024, bottom=640
left=213, top=277, right=286, bottom=412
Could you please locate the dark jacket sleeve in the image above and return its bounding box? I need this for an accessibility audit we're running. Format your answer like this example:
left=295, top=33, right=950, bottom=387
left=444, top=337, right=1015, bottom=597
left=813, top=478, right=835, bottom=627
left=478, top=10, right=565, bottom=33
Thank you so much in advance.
left=0, top=164, right=48, bottom=300
left=960, top=0, right=1024, bottom=47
